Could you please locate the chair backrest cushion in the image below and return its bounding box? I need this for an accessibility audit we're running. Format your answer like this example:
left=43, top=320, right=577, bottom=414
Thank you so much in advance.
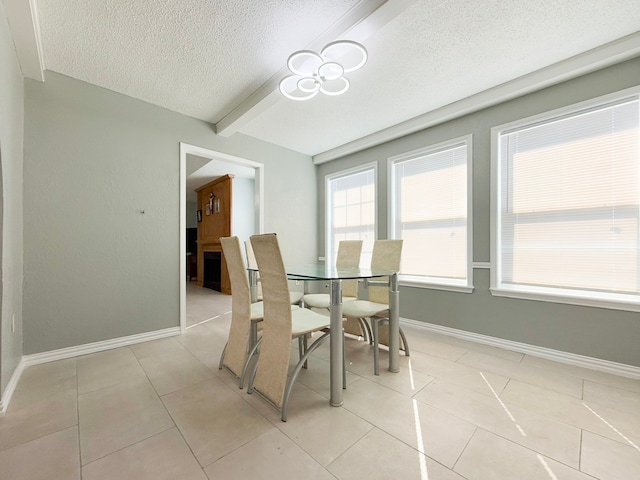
left=369, top=239, right=403, bottom=304
left=336, top=240, right=363, bottom=298
left=220, top=236, right=252, bottom=377
left=249, top=233, right=293, bottom=408
left=244, top=239, right=259, bottom=270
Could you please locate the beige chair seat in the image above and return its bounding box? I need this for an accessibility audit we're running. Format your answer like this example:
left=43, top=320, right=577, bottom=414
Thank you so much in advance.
left=255, top=291, right=303, bottom=305
left=302, top=293, right=357, bottom=309
left=289, top=291, right=304, bottom=305
left=250, top=302, right=298, bottom=320
left=341, top=300, right=389, bottom=319
left=291, top=307, right=331, bottom=336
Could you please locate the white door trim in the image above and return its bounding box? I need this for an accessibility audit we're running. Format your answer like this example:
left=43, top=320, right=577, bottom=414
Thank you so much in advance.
left=179, top=143, right=264, bottom=333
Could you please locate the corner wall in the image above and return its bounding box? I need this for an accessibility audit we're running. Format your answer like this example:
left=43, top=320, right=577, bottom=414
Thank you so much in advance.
left=0, top=2, right=25, bottom=394
left=316, top=57, right=640, bottom=367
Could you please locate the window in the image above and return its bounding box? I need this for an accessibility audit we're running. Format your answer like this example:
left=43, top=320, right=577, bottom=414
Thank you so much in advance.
left=326, top=164, right=376, bottom=267
left=492, top=89, right=640, bottom=310
left=389, top=136, right=473, bottom=291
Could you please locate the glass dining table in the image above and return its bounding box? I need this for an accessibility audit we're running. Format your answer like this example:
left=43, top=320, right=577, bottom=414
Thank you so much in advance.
left=249, top=264, right=400, bottom=407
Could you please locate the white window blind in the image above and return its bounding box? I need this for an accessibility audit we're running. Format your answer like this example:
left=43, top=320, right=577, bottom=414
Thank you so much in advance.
left=495, top=95, right=640, bottom=307
left=326, top=165, right=376, bottom=267
left=390, top=138, right=472, bottom=288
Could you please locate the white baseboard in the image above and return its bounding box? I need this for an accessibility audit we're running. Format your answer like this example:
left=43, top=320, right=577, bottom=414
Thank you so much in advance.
left=0, top=358, right=26, bottom=416
left=1, top=327, right=180, bottom=415
left=401, top=318, right=640, bottom=379
left=22, top=327, right=181, bottom=367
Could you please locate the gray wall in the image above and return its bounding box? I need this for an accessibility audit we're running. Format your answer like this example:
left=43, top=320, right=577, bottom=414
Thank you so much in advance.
left=23, top=71, right=316, bottom=355
left=0, top=3, right=24, bottom=394
left=317, top=57, right=640, bottom=367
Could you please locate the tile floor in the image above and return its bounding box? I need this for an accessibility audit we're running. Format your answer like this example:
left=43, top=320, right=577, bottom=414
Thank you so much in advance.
left=1, top=285, right=639, bottom=479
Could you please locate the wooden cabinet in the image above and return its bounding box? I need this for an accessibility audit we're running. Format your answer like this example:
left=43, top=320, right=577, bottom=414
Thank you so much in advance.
left=195, top=175, right=233, bottom=294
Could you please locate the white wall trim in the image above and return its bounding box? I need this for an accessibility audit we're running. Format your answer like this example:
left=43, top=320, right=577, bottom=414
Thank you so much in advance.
left=4, top=0, right=46, bottom=81
left=0, top=358, right=26, bottom=415
left=22, top=327, right=180, bottom=367
left=401, top=318, right=640, bottom=379
left=313, top=32, right=640, bottom=164
left=472, top=262, right=490, bottom=269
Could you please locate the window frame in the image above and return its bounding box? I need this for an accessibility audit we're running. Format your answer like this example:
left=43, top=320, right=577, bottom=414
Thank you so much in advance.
left=388, top=135, right=474, bottom=292
left=490, top=86, right=640, bottom=312
left=325, top=162, right=377, bottom=267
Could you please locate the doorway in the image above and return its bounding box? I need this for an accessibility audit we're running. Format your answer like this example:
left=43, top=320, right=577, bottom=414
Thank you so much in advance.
left=179, top=143, right=264, bottom=332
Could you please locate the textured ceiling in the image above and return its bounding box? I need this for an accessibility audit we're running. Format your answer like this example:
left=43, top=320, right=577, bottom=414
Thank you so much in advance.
left=30, top=0, right=640, bottom=158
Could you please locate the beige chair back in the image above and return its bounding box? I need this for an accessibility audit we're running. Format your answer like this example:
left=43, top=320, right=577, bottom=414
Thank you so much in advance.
left=220, top=237, right=252, bottom=377
left=249, top=233, right=293, bottom=408
left=369, top=240, right=403, bottom=304
left=336, top=240, right=363, bottom=298
left=244, top=239, right=258, bottom=270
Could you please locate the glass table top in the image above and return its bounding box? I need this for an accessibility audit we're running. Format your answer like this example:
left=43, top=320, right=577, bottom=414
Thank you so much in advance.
left=283, top=264, right=396, bottom=280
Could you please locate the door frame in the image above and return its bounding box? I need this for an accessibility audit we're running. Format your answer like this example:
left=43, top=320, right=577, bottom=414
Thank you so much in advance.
left=179, top=142, right=264, bottom=333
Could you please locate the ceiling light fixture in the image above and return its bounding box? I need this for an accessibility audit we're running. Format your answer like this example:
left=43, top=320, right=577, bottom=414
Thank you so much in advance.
left=279, top=40, right=368, bottom=101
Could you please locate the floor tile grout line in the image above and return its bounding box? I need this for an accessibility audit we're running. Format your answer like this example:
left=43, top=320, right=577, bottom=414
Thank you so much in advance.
left=77, top=347, right=179, bottom=467
left=582, top=402, right=640, bottom=452
left=578, top=428, right=584, bottom=472
left=500, top=376, right=640, bottom=438
left=416, top=374, right=589, bottom=472
left=450, top=425, right=479, bottom=476
left=517, top=355, right=640, bottom=391
left=79, top=425, right=177, bottom=469
left=470, top=425, right=590, bottom=476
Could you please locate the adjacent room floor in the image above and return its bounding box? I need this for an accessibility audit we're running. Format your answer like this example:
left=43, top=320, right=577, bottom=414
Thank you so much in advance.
left=185, top=281, right=232, bottom=328
left=0, top=285, right=638, bottom=479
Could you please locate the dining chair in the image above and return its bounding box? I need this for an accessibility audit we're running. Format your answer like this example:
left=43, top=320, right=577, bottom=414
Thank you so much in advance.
left=245, top=239, right=303, bottom=305
left=218, top=236, right=270, bottom=389
left=247, top=233, right=340, bottom=422
left=341, top=239, right=409, bottom=375
left=301, top=240, right=369, bottom=340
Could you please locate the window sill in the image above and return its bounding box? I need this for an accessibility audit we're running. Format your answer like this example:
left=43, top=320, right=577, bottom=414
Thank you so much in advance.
left=400, top=278, right=474, bottom=293
left=490, top=287, right=640, bottom=313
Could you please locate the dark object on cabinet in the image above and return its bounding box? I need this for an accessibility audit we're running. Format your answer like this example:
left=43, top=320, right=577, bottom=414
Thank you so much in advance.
left=186, top=228, right=197, bottom=255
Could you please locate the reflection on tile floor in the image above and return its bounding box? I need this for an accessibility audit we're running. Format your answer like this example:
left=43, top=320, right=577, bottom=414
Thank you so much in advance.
left=1, top=284, right=639, bottom=479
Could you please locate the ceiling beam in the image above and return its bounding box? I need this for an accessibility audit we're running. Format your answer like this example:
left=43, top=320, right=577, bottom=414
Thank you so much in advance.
left=214, top=0, right=418, bottom=137
left=5, top=0, right=45, bottom=81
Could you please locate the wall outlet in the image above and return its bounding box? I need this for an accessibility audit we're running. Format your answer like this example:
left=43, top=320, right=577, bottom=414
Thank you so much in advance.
left=11, top=314, right=15, bottom=333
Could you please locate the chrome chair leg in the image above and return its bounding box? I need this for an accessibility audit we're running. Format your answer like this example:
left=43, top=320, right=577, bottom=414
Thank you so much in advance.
left=370, top=318, right=411, bottom=375
left=372, top=317, right=380, bottom=375
left=282, top=331, right=331, bottom=422
left=358, top=317, right=372, bottom=343
left=399, top=326, right=410, bottom=357
left=218, top=343, right=227, bottom=370
left=302, top=333, right=309, bottom=369
left=245, top=337, right=263, bottom=392
left=343, top=328, right=347, bottom=389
